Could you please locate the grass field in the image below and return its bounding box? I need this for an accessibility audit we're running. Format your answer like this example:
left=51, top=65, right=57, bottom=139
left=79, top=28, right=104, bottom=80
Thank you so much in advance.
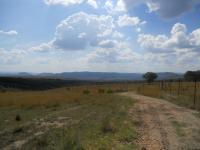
left=0, top=85, right=137, bottom=149
left=0, top=81, right=199, bottom=149
left=127, top=81, right=200, bottom=110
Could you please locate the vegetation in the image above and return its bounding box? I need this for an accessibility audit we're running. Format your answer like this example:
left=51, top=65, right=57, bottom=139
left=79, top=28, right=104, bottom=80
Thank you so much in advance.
left=0, top=74, right=200, bottom=149
left=130, top=81, right=200, bottom=110
left=171, top=121, right=186, bottom=137
left=143, top=72, right=158, bottom=83
left=184, top=70, right=200, bottom=81
left=0, top=85, right=137, bottom=149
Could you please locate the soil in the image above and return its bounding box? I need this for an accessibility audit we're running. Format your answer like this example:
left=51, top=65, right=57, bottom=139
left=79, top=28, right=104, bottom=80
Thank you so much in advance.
left=123, top=93, right=200, bottom=150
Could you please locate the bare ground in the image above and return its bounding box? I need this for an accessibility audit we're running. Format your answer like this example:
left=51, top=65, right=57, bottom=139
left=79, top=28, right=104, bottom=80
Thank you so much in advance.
left=123, top=93, right=200, bottom=150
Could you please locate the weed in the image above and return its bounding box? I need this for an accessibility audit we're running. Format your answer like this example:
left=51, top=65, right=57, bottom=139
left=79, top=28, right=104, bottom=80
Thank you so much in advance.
left=15, top=114, right=21, bottom=121
left=101, top=118, right=116, bottom=134
left=98, top=89, right=105, bottom=94
left=171, top=121, right=186, bottom=137
left=107, top=89, right=113, bottom=94
left=83, top=90, right=90, bottom=95
left=13, top=127, right=23, bottom=134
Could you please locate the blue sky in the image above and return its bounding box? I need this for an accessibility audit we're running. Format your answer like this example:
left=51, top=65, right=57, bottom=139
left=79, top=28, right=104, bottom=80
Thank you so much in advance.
left=0, top=0, right=200, bottom=73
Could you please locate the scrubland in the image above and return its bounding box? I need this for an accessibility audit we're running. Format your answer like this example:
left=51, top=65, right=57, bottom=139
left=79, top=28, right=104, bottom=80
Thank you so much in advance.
left=0, top=81, right=199, bottom=149
left=0, top=85, right=137, bottom=149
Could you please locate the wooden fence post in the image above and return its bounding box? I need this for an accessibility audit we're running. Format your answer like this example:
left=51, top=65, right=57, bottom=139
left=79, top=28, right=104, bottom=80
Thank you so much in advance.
left=193, top=80, right=197, bottom=108
left=177, top=79, right=181, bottom=96
left=161, top=80, right=164, bottom=90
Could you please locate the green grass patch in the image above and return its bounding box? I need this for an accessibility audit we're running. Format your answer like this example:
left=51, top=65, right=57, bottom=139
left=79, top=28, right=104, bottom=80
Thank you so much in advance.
left=171, top=121, right=186, bottom=137
left=0, top=90, right=137, bottom=149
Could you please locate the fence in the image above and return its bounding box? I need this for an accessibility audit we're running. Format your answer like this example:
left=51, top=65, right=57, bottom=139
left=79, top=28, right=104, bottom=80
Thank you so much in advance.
left=128, top=80, right=200, bottom=110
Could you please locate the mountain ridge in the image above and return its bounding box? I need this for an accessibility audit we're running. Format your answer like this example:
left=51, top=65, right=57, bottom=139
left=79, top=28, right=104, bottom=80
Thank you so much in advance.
left=0, top=72, right=183, bottom=81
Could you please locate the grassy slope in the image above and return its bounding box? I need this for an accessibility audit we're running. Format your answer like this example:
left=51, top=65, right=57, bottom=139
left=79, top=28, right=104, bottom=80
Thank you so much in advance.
left=0, top=86, right=137, bottom=149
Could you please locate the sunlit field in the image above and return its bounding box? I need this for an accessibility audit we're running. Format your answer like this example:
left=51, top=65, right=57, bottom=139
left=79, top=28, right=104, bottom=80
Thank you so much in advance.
left=0, top=84, right=137, bottom=149
left=128, top=81, right=200, bottom=110
left=0, top=81, right=199, bottom=149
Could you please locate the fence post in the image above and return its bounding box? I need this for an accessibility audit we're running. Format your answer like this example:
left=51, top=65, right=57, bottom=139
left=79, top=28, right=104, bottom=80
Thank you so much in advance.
left=169, top=82, right=172, bottom=94
left=193, top=79, right=197, bottom=108
left=161, top=80, right=164, bottom=90
left=177, top=79, right=181, bottom=96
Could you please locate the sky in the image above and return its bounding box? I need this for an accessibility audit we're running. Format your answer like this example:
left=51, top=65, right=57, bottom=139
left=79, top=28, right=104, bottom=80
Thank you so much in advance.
left=0, top=0, right=200, bottom=73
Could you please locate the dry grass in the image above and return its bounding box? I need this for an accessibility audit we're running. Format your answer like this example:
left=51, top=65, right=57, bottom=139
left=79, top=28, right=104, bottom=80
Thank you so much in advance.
left=0, top=81, right=199, bottom=110
left=129, top=82, right=200, bottom=110
left=0, top=84, right=127, bottom=107
left=0, top=84, right=137, bottom=149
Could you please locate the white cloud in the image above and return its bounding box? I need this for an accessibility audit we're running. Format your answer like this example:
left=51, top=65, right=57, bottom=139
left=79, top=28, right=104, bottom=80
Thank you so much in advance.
left=104, top=0, right=126, bottom=14
left=44, top=0, right=84, bottom=6
left=98, top=40, right=117, bottom=48
left=0, top=30, right=18, bottom=36
left=138, top=23, right=200, bottom=53
left=190, top=28, right=200, bottom=46
left=115, top=0, right=126, bottom=12
left=112, top=31, right=124, bottom=39
left=29, top=12, right=123, bottom=52
left=0, top=48, right=25, bottom=64
left=45, top=0, right=99, bottom=8
left=122, top=0, right=200, bottom=19
left=87, top=0, right=98, bottom=8
left=51, top=12, right=115, bottom=50
left=117, top=14, right=146, bottom=27
left=87, top=41, right=141, bottom=63
left=29, top=42, right=53, bottom=52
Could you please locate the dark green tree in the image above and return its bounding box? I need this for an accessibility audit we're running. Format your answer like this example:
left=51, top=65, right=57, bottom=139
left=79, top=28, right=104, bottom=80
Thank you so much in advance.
left=143, top=72, right=158, bottom=83
left=184, top=70, right=200, bottom=81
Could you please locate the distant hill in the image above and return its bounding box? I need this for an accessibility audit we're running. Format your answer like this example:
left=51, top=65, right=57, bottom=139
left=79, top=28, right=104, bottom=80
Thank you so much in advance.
left=0, top=72, right=183, bottom=81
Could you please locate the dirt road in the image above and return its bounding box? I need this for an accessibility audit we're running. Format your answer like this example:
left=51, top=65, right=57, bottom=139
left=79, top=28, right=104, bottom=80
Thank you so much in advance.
left=123, top=93, right=200, bottom=150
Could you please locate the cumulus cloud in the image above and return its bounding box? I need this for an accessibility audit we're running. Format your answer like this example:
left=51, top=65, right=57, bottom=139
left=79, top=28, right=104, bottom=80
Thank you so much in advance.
left=0, top=30, right=18, bottom=36
left=0, top=48, right=25, bottom=64
left=44, top=0, right=98, bottom=8
left=50, top=12, right=115, bottom=50
left=98, top=40, right=117, bottom=48
left=44, top=0, right=84, bottom=6
left=87, top=41, right=141, bottom=63
left=29, top=12, right=130, bottom=52
left=138, top=23, right=200, bottom=53
left=117, top=14, right=146, bottom=27
left=87, top=0, right=98, bottom=8
left=190, top=28, right=200, bottom=46
left=29, top=42, right=53, bottom=52
left=122, top=0, right=200, bottom=19
left=104, top=0, right=126, bottom=14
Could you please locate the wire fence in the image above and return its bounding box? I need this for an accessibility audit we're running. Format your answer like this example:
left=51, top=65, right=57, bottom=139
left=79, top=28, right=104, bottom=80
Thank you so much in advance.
left=127, top=81, right=200, bottom=110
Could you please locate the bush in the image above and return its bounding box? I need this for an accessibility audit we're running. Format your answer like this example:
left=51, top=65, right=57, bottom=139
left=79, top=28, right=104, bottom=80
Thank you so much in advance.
left=107, top=89, right=113, bottom=94
left=0, top=87, right=6, bottom=93
left=98, top=89, right=105, bottom=94
left=115, top=89, right=128, bottom=93
left=83, top=90, right=90, bottom=95
left=15, top=114, right=21, bottom=121
left=101, top=118, right=116, bottom=134
left=13, top=127, right=23, bottom=134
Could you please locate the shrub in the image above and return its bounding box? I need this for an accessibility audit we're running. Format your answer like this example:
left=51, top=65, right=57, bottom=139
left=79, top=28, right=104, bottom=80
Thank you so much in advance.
left=107, top=89, right=113, bottom=94
left=15, top=114, right=21, bottom=121
left=13, top=127, right=23, bottom=134
left=83, top=90, right=90, bottom=95
left=98, top=89, right=105, bottom=94
left=0, top=88, right=6, bottom=93
left=101, top=118, right=116, bottom=134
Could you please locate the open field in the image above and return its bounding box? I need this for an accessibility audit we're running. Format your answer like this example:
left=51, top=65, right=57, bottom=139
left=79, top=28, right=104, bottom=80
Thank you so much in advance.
left=0, top=85, right=137, bottom=149
left=0, top=80, right=200, bottom=149
left=127, top=81, right=200, bottom=110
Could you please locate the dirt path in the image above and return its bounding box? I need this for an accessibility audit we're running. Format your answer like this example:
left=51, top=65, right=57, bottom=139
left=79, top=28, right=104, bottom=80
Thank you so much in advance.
left=123, top=93, right=200, bottom=150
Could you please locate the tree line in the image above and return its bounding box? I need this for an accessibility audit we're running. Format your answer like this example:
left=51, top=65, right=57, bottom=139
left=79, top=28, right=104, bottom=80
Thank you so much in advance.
left=143, top=70, right=200, bottom=83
